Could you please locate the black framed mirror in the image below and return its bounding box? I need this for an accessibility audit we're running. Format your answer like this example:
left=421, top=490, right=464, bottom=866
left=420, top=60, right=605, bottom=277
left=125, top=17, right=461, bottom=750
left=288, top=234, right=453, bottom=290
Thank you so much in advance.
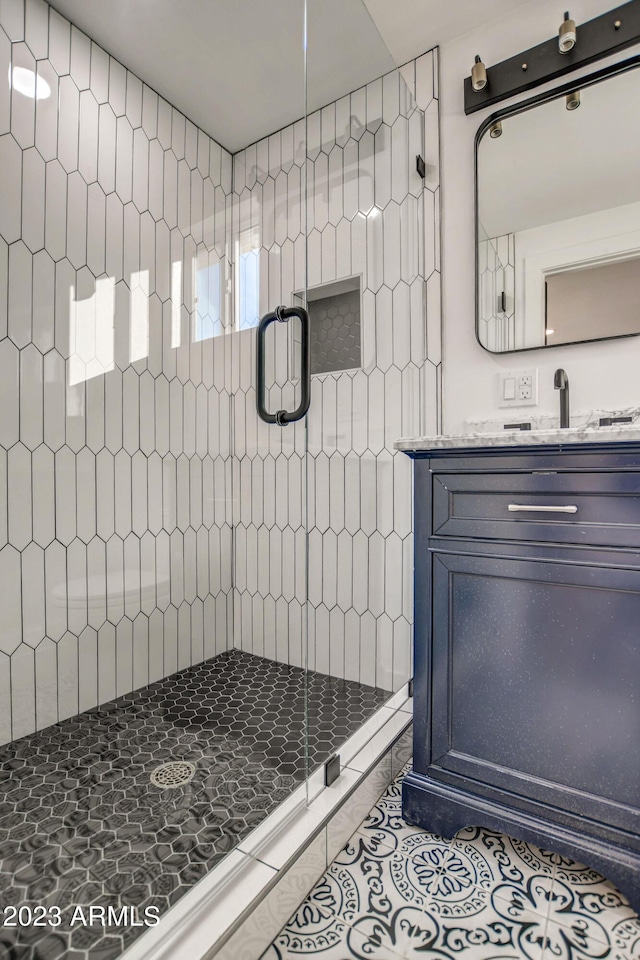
left=475, top=56, right=640, bottom=353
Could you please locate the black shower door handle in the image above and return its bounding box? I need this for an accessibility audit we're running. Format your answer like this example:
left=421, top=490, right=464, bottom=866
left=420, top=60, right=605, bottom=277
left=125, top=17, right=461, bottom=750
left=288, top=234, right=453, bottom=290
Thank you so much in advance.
left=256, top=305, right=311, bottom=425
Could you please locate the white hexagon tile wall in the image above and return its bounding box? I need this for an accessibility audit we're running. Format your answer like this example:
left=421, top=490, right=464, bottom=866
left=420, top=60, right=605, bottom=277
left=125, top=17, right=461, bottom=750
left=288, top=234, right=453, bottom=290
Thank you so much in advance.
left=230, top=53, right=441, bottom=693
left=0, top=0, right=442, bottom=746
left=0, top=0, right=235, bottom=745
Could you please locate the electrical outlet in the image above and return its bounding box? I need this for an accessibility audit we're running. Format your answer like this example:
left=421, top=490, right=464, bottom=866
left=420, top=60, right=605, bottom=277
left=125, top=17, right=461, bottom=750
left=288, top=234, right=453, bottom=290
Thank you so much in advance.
left=517, top=374, right=533, bottom=400
left=498, top=369, right=538, bottom=407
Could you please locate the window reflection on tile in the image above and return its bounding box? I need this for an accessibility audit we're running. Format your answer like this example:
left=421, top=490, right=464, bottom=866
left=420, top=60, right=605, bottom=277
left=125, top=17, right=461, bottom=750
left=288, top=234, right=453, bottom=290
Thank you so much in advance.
left=68, top=276, right=115, bottom=385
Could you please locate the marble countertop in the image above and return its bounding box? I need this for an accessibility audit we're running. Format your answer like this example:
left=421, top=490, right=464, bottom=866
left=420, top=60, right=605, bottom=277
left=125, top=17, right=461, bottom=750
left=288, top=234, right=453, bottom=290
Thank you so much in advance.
left=395, top=409, right=640, bottom=451
left=395, top=425, right=640, bottom=451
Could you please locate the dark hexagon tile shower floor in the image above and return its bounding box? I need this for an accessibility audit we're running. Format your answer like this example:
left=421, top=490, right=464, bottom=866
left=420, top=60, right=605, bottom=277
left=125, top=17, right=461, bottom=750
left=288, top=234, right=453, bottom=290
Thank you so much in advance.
left=0, top=649, right=389, bottom=960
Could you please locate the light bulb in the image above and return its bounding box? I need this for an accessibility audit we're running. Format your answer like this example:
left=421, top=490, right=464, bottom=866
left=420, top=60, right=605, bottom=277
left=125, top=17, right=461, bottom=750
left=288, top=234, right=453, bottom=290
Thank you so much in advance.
left=471, top=55, right=487, bottom=92
left=565, top=90, right=580, bottom=110
left=559, top=11, right=576, bottom=53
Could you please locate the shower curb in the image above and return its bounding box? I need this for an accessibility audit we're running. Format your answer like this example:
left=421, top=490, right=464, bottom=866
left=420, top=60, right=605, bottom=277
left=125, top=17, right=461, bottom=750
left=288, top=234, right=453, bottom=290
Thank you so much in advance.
left=120, top=687, right=412, bottom=960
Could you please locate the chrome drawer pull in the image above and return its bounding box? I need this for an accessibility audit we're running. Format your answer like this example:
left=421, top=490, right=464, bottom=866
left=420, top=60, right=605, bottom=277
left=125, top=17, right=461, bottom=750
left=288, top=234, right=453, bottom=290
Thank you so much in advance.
left=508, top=504, right=578, bottom=514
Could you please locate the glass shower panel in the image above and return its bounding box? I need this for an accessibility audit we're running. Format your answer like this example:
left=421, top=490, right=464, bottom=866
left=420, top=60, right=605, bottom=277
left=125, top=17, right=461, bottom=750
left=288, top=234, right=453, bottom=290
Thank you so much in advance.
left=244, top=0, right=426, bottom=790
left=0, top=1, right=310, bottom=956
left=233, top=20, right=312, bottom=789
left=0, top=0, right=436, bottom=951
left=302, top=0, right=428, bottom=766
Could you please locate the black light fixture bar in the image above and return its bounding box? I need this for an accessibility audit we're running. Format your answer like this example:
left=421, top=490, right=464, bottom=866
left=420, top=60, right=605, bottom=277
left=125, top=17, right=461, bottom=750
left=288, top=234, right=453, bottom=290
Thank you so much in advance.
left=463, top=0, right=640, bottom=115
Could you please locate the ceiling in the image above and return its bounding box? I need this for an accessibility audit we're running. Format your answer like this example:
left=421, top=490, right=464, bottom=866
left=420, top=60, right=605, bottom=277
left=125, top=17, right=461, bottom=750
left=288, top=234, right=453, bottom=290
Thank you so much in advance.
left=48, top=0, right=531, bottom=153
left=362, top=0, right=533, bottom=67
left=48, top=0, right=395, bottom=153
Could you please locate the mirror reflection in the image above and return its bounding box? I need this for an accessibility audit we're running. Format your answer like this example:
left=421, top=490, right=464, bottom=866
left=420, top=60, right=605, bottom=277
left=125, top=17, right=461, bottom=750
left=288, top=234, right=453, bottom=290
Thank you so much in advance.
left=476, top=62, right=640, bottom=353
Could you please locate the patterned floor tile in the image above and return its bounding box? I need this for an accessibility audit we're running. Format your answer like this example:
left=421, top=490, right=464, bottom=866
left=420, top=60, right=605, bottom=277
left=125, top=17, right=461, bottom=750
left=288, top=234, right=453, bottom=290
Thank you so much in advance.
left=264, top=811, right=455, bottom=956
left=451, top=828, right=557, bottom=889
left=336, top=821, right=459, bottom=918
left=354, top=777, right=434, bottom=854
left=418, top=899, right=543, bottom=960
left=544, top=871, right=640, bottom=951
left=540, top=913, right=616, bottom=960
left=611, top=915, right=640, bottom=959
left=264, top=878, right=352, bottom=957
left=347, top=914, right=423, bottom=958
left=264, top=913, right=409, bottom=959
left=558, top=863, right=638, bottom=917
left=263, top=767, right=640, bottom=960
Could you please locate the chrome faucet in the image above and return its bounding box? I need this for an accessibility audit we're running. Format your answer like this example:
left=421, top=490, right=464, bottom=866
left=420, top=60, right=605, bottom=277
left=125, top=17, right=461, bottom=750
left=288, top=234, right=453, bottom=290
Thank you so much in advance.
left=554, top=368, right=570, bottom=428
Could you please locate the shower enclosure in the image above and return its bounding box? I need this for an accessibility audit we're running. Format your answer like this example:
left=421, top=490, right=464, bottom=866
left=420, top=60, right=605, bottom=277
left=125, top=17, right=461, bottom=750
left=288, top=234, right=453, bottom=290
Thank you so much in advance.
left=0, top=0, right=439, bottom=955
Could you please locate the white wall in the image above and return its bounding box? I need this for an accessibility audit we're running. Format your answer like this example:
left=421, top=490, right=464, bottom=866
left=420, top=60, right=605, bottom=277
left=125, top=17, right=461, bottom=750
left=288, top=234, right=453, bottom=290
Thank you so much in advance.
left=439, top=0, right=640, bottom=433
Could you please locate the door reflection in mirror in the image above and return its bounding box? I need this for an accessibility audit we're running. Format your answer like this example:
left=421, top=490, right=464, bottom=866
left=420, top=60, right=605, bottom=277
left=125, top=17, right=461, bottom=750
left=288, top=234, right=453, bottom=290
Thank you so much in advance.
left=476, top=60, right=640, bottom=353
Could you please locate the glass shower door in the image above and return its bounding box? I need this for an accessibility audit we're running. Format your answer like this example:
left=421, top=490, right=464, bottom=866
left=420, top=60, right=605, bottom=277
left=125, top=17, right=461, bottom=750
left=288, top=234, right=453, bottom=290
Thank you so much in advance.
left=230, top=3, right=312, bottom=787
left=0, top=2, right=313, bottom=957
left=298, top=1, right=428, bottom=774
left=246, top=0, right=430, bottom=789
left=0, top=0, right=431, bottom=950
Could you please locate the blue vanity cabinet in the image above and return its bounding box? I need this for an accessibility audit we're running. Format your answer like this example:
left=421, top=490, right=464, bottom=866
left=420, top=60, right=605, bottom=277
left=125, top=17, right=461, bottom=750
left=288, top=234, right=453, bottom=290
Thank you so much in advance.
left=402, top=444, right=640, bottom=912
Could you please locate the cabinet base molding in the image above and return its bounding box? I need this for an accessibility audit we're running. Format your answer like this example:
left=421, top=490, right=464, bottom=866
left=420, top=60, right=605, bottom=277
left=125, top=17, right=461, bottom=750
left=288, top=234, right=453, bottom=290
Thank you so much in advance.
left=402, top=771, right=640, bottom=914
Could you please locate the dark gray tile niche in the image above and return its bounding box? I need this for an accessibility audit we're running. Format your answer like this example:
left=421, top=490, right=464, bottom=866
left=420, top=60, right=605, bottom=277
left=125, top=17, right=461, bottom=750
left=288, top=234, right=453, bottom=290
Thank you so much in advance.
left=302, top=277, right=362, bottom=375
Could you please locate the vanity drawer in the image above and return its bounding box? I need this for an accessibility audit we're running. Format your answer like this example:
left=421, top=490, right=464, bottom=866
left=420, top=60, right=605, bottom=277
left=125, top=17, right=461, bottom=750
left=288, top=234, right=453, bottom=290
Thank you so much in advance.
left=432, top=471, right=640, bottom=548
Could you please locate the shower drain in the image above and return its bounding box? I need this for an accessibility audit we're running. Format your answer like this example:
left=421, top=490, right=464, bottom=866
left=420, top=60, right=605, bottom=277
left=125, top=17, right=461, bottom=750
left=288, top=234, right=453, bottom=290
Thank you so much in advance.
left=150, top=760, right=196, bottom=789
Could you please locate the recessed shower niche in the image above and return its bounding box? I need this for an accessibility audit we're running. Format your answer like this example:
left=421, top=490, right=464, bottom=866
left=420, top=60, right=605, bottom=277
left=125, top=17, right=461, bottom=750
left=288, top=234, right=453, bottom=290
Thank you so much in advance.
left=294, top=277, right=362, bottom=375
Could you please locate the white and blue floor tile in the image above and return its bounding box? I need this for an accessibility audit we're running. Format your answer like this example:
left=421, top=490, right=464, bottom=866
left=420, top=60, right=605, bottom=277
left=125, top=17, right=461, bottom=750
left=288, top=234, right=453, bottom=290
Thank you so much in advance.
left=262, top=765, right=640, bottom=960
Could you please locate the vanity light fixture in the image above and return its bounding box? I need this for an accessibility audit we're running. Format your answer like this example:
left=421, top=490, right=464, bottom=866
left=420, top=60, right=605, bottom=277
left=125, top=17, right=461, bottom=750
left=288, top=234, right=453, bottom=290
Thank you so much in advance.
left=559, top=11, right=577, bottom=53
left=463, top=0, right=640, bottom=115
left=471, top=55, right=488, bottom=92
left=565, top=89, right=580, bottom=109
left=489, top=120, right=503, bottom=138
